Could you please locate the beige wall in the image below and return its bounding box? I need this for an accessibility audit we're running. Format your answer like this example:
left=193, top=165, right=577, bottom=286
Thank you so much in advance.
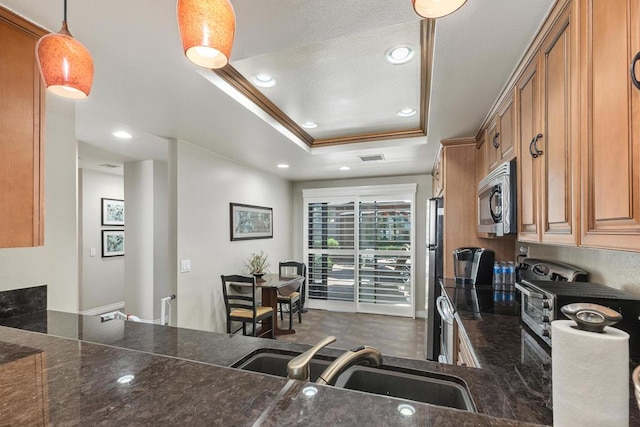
left=78, top=168, right=124, bottom=312
left=525, top=243, right=640, bottom=296
left=173, top=140, right=293, bottom=332
left=293, top=174, right=431, bottom=316
left=0, top=95, right=79, bottom=312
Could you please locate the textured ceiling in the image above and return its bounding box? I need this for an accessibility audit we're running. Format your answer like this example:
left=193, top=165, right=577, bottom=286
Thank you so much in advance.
left=0, top=0, right=554, bottom=181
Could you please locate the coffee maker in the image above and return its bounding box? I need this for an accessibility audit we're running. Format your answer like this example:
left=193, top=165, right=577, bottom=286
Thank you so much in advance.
left=452, top=247, right=495, bottom=285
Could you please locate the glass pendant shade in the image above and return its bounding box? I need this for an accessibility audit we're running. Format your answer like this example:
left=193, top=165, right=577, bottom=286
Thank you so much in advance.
left=177, top=0, right=236, bottom=69
left=36, top=22, right=94, bottom=99
left=412, top=0, right=467, bottom=18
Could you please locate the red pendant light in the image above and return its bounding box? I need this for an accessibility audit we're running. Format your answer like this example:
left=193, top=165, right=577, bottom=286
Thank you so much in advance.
left=176, top=0, right=236, bottom=69
left=36, top=0, right=94, bottom=100
left=412, top=0, right=468, bottom=19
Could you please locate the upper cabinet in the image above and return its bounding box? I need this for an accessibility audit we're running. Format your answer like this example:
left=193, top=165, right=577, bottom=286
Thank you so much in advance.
left=517, top=1, right=579, bottom=246
left=486, top=92, right=516, bottom=172
left=432, top=147, right=444, bottom=197
left=0, top=8, right=46, bottom=248
left=579, top=0, right=640, bottom=251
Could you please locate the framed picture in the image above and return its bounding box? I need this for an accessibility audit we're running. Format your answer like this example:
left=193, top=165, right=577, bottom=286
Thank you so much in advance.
left=102, top=198, right=125, bottom=226
left=102, top=230, right=125, bottom=257
left=230, top=203, right=273, bottom=241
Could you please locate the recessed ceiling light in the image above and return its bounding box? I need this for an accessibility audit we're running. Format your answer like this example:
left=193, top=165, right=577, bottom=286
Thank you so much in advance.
left=117, top=374, right=135, bottom=384
left=339, top=166, right=351, bottom=171
left=386, top=46, right=414, bottom=65
left=302, top=386, right=318, bottom=397
left=277, top=164, right=290, bottom=169
left=398, top=404, right=416, bottom=416
left=396, top=108, right=417, bottom=118
left=252, top=74, right=276, bottom=88
left=301, top=121, right=318, bottom=129
left=113, top=131, right=132, bottom=139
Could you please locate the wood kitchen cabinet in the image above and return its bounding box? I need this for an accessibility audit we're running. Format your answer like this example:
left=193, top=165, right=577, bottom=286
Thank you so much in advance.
left=487, top=92, right=516, bottom=171
left=475, top=130, right=488, bottom=187
left=432, top=147, right=444, bottom=197
left=516, top=0, right=579, bottom=246
left=579, top=0, right=640, bottom=251
left=436, top=138, right=516, bottom=278
left=0, top=8, right=46, bottom=248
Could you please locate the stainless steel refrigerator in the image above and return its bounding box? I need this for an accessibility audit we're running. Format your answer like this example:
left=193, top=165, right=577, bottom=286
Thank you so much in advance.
left=425, top=197, right=444, bottom=360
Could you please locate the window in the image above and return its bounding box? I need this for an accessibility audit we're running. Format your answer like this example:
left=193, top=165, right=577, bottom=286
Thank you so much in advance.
left=303, top=185, right=416, bottom=317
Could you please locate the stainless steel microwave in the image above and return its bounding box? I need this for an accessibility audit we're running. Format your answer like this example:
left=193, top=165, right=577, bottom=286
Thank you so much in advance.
left=477, top=159, right=516, bottom=236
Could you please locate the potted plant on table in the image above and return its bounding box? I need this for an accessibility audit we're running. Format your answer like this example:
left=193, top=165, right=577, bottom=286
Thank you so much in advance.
left=245, top=251, right=270, bottom=278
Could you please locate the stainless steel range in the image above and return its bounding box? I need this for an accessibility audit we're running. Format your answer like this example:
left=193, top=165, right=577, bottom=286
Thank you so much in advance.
left=516, top=258, right=640, bottom=359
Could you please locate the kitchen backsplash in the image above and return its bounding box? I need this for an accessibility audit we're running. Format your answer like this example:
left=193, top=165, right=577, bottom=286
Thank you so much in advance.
left=525, top=243, right=640, bottom=295
left=0, top=285, right=47, bottom=318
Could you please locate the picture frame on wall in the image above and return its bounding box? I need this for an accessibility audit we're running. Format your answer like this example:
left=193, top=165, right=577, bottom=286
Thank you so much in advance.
left=102, top=230, right=125, bottom=257
left=230, top=203, right=273, bottom=241
left=101, top=198, right=125, bottom=226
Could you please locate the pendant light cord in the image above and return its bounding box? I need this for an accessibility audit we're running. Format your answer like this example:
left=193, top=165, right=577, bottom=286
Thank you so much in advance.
left=63, top=0, right=67, bottom=23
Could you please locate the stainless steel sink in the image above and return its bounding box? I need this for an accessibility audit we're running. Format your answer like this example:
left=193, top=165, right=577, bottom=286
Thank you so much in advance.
left=333, top=365, right=476, bottom=411
left=232, top=351, right=333, bottom=382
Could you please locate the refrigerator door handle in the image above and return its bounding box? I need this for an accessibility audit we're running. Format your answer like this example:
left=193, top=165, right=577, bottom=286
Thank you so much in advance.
left=427, top=199, right=437, bottom=247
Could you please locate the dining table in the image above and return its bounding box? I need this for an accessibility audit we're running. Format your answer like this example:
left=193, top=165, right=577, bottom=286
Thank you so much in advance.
left=255, top=273, right=303, bottom=337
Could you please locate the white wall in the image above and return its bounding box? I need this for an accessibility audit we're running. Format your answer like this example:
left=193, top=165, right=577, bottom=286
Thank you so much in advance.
left=121, top=159, right=171, bottom=322
left=78, top=168, right=124, bottom=312
left=173, top=139, right=293, bottom=333
left=0, top=95, right=79, bottom=312
left=293, top=174, right=431, bottom=316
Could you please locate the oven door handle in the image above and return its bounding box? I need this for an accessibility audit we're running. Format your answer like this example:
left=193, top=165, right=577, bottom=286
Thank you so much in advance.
left=515, top=283, right=544, bottom=299
left=436, top=296, right=454, bottom=325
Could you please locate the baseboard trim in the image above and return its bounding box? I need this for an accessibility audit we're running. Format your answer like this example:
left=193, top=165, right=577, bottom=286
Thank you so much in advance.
left=81, top=301, right=125, bottom=316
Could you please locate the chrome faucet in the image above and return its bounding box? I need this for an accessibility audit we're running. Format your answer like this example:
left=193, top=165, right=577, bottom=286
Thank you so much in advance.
left=287, top=336, right=336, bottom=381
left=316, top=345, right=382, bottom=386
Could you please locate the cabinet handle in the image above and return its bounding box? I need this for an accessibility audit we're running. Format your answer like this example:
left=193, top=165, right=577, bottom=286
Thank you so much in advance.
left=492, top=132, right=500, bottom=149
left=631, top=52, right=640, bottom=90
left=529, top=133, right=543, bottom=158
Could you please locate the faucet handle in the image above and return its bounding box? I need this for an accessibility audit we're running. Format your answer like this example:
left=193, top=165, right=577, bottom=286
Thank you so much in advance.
left=287, top=336, right=336, bottom=381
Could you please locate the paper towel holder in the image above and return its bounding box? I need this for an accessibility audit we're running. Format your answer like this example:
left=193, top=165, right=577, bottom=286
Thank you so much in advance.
left=561, top=303, right=622, bottom=333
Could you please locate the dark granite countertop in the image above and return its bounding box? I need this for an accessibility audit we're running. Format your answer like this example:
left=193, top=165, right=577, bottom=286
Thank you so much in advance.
left=0, top=310, right=546, bottom=426
left=440, top=278, right=640, bottom=427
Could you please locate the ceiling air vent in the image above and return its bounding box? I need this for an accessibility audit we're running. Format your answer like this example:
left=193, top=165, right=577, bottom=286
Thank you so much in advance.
left=359, top=154, right=385, bottom=162
left=99, top=163, right=121, bottom=169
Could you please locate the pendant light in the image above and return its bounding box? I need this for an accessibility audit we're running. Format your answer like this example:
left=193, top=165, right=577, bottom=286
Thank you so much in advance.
left=177, top=0, right=236, bottom=69
left=412, top=0, right=468, bottom=19
left=36, top=0, right=94, bottom=99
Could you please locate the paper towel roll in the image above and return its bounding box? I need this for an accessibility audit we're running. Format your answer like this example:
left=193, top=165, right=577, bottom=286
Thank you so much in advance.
left=552, top=320, right=629, bottom=427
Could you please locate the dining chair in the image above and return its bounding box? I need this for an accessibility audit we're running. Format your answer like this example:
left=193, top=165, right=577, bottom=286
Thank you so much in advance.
left=278, top=261, right=306, bottom=329
left=221, top=274, right=274, bottom=338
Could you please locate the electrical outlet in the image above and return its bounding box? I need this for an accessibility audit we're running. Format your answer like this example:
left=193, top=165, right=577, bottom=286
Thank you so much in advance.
left=180, top=259, right=191, bottom=273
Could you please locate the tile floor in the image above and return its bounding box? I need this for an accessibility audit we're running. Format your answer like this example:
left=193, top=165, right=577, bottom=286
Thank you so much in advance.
left=276, top=309, right=426, bottom=360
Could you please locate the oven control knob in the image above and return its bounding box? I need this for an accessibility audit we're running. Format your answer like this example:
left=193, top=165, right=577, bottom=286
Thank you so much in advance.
left=542, top=329, right=551, bottom=338
left=542, top=315, right=550, bottom=323
left=542, top=299, right=551, bottom=309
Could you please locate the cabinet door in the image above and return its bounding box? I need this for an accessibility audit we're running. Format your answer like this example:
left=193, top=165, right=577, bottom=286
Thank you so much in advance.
left=498, top=92, right=516, bottom=162
left=517, top=60, right=541, bottom=242
left=0, top=10, right=45, bottom=248
left=476, top=130, right=488, bottom=184
left=539, top=2, right=579, bottom=245
left=580, top=0, right=640, bottom=251
left=486, top=116, right=501, bottom=170
left=432, top=149, right=444, bottom=197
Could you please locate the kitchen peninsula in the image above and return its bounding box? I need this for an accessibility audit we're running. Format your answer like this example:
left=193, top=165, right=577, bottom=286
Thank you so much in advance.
left=0, top=311, right=535, bottom=426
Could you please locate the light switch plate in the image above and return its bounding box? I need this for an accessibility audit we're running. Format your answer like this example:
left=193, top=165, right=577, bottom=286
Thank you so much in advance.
left=90, top=248, right=96, bottom=257
left=180, top=259, right=191, bottom=273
